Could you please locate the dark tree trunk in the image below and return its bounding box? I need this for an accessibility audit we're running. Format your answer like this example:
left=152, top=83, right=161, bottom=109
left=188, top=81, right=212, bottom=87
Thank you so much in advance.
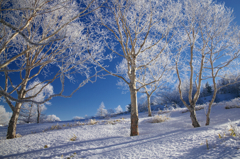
left=189, top=106, right=200, bottom=127
left=147, top=94, right=152, bottom=117
left=130, top=86, right=139, bottom=136
left=37, top=104, right=40, bottom=123
left=27, top=102, right=34, bottom=123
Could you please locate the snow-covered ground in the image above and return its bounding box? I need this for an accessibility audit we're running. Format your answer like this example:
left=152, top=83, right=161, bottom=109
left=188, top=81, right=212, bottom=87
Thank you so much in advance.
left=1, top=99, right=240, bottom=159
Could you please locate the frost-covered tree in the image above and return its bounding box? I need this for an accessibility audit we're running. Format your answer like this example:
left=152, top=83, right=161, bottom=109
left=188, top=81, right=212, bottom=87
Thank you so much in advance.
left=92, top=0, right=182, bottom=136
left=18, top=102, right=37, bottom=124
left=118, top=50, right=175, bottom=116
left=96, top=102, right=108, bottom=117
left=45, top=114, right=61, bottom=122
left=19, top=79, right=53, bottom=124
left=175, top=0, right=240, bottom=127
left=139, top=55, right=175, bottom=116
left=201, top=82, right=213, bottom=97
left=198, top=1, right=240, bottom=126
left=72, top=116, right=84, bottom=121
left=115, top=105, right=123, bottom=114
left=217, top=74, right=240, bottom=96
left=0, top=0, right=106, bottom=139
left=0, top=105, right=11, bottom=126
left=156, top=78, right=198, bottom=107
left=125, top=104, right=131, bottom=112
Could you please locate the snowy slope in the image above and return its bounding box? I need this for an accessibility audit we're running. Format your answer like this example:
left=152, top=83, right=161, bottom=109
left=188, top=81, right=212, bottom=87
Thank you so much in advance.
left=0, top=99, right=240, bottom=159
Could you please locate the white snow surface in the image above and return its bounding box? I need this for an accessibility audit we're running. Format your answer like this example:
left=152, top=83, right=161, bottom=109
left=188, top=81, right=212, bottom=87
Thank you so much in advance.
left=1, top=99, right=240, bottom=159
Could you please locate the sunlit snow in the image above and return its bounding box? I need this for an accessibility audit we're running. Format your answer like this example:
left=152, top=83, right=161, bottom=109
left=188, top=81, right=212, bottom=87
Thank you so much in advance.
left=0, top=99, right=240, bottom=159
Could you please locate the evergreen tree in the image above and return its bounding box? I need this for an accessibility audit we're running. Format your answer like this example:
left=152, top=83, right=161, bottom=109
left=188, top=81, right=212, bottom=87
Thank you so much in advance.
left=115, top=105, right=123, bottom=114
left=205, top=82, right=213, bottom=95
left=202, top=82, right=213, bottom=97
left=126, top=104, right=131, bottom=112
left=96, top=102, right=108, bottom=117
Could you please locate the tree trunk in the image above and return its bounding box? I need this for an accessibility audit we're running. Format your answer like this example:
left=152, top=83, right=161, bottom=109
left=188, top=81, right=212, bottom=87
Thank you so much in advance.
left=37, top=104, right=40, bottom=123
left=206, top=114, right=210, bottom=126
left=37, top=113, right=40, bottom=123
left=27, top=102, right=34, bottom=123
left=205, top=102, right=212, bottom=126
left=147, top=94, right=152, bottom=117
left=130, top=86, right=139, bottom=136
left=206, top=85, right=217, bottom=126
left=7, top=103, right=21, bottom=139
left=189, top=106, right=200, bottom=128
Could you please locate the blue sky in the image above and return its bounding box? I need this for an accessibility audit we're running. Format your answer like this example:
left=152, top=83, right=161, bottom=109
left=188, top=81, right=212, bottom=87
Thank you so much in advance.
left=1, top=0, right=240, bottom=121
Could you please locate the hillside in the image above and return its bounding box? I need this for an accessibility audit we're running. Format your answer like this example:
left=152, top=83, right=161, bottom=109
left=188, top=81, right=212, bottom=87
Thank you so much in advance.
left=0, top=98, right=240, bottom=159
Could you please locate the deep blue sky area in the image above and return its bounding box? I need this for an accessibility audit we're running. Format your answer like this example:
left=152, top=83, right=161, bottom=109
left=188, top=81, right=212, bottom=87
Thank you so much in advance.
left=1, top=0, right=240, bottom=121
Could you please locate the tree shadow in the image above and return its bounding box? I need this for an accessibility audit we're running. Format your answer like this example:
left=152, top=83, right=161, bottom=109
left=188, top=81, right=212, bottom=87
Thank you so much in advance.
left=2, top=129, right=185, bottom=158
left=177, top=143, right=240, bottom=159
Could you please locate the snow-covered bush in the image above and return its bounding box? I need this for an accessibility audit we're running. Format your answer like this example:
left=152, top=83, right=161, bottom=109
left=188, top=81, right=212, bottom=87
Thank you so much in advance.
left=72, top=116, right=83, bottom=121
left=50, top=123, right=62, bottom=130
left=88, top=119, right=97, bottom=125
left=217, top=120, right=240, bottom=143
left=149, top=114, right=170, bottom=123
left=45, top=115, right=61, bottom=122
left=225, top=98, right=240, bottom=109
left=69, top=134, right=77, bottom=141
left=0, top=105, right=12, bottom=126
left=227, top=120, right=240, bottom=138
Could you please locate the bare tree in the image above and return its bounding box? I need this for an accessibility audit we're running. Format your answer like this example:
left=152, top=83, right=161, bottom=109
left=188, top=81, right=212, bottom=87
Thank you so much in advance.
left=175, top=0, right=207, bottom=128
left=0, top=0, right=106, bottom=139
left=203, top=9, right=240, bottom=125
left=0, top=0, right=106, bottom=103
left=18, top=79, right=52, bottom=124
left=19, top=102, right=37, bottom=124
left=138, top=53, right=175, bottom=116
left=92, top=0, right=181, bottom=135
left=175, top=0, right=240, bottom=127
left=118, top=52, right=175, bottom=116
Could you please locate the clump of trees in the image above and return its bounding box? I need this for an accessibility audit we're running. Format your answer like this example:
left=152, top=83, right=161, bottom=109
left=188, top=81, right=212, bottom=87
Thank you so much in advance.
left=201, top=82, right=213, bottom=97
left=92, top=0, right=182, bottom=136
left=0, top=0, right=106, bottom=139
left=1, top=0, right=240, bottom=138
left=217, top=74, right=240, bottom=96
left=96, top=102, right=124, bottom=118
left=175, top=0, right=240, bottom=127
left=18, top=79, right=53, bottom=124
